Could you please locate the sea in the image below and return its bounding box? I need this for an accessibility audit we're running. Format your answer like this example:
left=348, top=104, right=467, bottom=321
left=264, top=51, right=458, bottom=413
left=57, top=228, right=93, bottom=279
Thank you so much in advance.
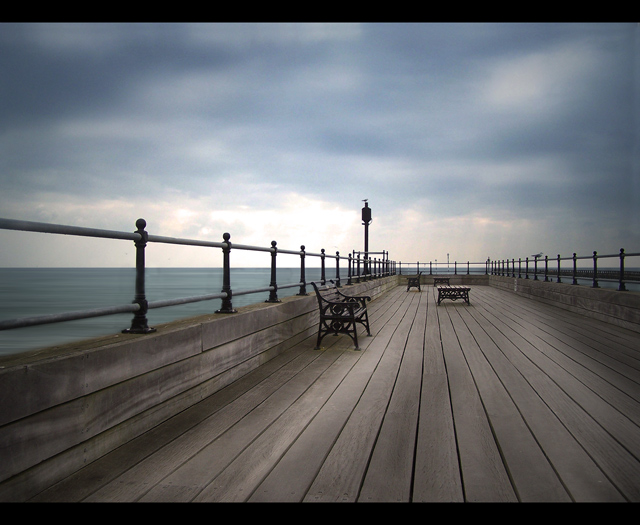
left=0, top=267, right=341, bottom=356
left=1, top=266, right=637, bottom=356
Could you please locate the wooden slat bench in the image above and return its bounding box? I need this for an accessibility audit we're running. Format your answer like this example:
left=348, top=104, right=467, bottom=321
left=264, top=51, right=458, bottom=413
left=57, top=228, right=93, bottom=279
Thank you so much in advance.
left=436, top=284, right=471, bottom=306
left=311, top=281, right=371, bottom=350
left=406, top=272, right=422, bottom=291
left=433, top=277, right=450, bottom=286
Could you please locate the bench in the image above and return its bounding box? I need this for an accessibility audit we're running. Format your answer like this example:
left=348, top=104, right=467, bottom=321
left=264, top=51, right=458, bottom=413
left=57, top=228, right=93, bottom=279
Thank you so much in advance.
left=311, top=281, right=371, bottom=350
left=406, top=272, right=422, bottom=291
left=433, top=277, right=450, bottom=286
left=436, top=284, right=471, bottom=306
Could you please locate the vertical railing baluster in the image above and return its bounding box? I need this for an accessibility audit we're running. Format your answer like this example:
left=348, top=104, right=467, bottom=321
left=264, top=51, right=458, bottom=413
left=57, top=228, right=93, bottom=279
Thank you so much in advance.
left=216, top=232, right=237, bottom=313
left=572, top=253, right=578, bottom=285
left=335, top=251, right=341, bottom=287
left=544, top=255, right=549, bottom=282
left=592, top=251, right=599, bottom=288
left=619, top=248, right=627, bottom=291
left=557, top=254, right=562, bottom=283
left=356, top=252, right=361, bottom=283
left=266, top=240, right=280, bottom=303
left=348, top=253, right=353, bottom=285
left=518, top=258, right=522, bottom=279
left=123, top=218, right=156, bottom=334
left=320, top=248, right=326, bottom=285
left=525, top=257, right=529, bottom=279
left=298, top=245, right=307, bottom=295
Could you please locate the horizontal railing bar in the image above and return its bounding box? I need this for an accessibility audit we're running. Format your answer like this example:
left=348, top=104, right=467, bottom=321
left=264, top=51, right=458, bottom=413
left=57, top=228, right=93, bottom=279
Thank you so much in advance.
left=0, top=303, right=140, bottom=331
left=278, top=282, right=305, bottom=290
left=0, top=217, right=378, bottom=262
left=229, top=243, right=274, bottom=253
left=233, top=286, right=274, bottom=296
left=0, top=218, right=141, bottom=242
left=147, top=234, right=226, bottom=249
left=147, top=292, right=228, bottom=309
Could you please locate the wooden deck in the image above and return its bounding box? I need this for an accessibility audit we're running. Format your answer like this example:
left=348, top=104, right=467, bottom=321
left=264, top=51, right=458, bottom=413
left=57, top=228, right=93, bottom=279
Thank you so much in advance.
left=30, top=284, right=640, bottom=502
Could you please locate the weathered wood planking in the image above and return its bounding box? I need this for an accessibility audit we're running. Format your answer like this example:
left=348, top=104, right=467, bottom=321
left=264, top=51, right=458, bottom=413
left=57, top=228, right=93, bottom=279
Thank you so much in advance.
left=412, top=287, right=463, bottom=502
left=26, top=284, right=640, bottom=502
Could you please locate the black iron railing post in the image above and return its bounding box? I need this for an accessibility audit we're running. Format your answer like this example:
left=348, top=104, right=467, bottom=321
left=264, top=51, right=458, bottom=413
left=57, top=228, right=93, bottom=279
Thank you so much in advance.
left=335, top=251, right=341, bottom=287
left=512, top=258, right=515, bottom=278
left=320, top=248, right=326, bottom=285
left=348, top=253, right=353, bottom=285
left=544, top=255, right=549, bottom=282
left=592, top=251, right=599, bottom=288
left=216, top=232, right=237, bottom=313
left=525, top=257, right=529, bottom=279
left=298, top=245, right=307, bottom=295
left=533, top=256, right=539, bottom=280
left=572, top=253, right=578, bottom=285
left=557, top=254, right=562, bottom=283
left=266, top=240, right=280, bottom=303
left=123, top=218, right=156, bottom=334
left=518, top=258, right=522, bottom=279
left=619, top=248, right=627, bottom=291
left=356, top=252, right=361, bottom=283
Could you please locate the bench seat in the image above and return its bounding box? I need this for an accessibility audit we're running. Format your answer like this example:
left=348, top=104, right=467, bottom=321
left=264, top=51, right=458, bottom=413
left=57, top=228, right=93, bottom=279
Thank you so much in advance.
left=311, top=281, right=371, bottom=350
left=436, top=284, right=471, bottom=305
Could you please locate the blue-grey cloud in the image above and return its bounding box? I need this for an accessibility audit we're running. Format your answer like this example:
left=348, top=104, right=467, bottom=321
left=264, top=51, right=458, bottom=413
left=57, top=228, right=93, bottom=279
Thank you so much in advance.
left=0, top=22, right=637, bottom=266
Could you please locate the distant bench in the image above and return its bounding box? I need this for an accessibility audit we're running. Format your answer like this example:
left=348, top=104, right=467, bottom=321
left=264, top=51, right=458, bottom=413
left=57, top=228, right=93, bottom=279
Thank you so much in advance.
left=311, top=281, right=371, bottom=350
left=436, top=284, right=471, bottom=306
left=433, top=277, right=450, bottom=286
left=406, top=272, right=422, bottom=291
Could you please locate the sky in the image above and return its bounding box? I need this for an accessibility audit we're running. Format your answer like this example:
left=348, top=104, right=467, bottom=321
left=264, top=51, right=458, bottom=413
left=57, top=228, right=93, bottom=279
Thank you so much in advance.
left=0, top=22, right=638, bottom=268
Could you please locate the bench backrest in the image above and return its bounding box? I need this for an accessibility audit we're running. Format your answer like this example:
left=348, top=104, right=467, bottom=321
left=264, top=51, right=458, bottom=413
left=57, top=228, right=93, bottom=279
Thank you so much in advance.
left=311, top=281, right=342, bottom=307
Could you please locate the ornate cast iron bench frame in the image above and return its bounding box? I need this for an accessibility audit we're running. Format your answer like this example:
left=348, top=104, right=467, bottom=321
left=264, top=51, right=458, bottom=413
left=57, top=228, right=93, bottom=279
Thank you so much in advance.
left=311, top=281, right=371, bottom=350
left=436, top=284, right=471, bottom=306
left=407, top=272, right=422, bottom=291
left=433, top=277, right=450, bottom=286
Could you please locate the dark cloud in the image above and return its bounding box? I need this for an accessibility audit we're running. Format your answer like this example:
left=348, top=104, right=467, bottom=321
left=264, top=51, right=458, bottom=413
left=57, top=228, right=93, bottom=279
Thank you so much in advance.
left=0, top=22, right=637, bottom=264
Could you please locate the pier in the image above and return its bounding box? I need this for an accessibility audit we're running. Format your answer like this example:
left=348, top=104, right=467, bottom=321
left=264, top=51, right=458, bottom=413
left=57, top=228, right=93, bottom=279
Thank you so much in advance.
left=1, top=218, right=640, bottom=502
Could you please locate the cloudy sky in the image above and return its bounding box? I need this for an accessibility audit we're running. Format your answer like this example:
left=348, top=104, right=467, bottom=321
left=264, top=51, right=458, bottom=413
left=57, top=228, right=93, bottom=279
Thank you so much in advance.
left=0, top=22, right=638, bottom=268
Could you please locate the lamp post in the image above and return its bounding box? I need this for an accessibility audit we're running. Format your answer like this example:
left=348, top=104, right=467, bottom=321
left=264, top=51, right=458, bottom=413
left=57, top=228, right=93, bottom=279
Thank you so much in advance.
left=362, top=200, right=372, bottom=275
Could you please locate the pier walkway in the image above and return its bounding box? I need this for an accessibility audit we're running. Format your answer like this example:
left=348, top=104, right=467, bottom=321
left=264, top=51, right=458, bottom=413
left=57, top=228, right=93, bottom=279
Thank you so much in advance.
left=29, top=284, right=640, bottom=502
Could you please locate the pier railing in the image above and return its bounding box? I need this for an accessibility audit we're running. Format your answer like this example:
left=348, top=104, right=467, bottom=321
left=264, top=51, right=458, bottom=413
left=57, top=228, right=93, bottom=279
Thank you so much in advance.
left=398, top=260, right=489, bottom=276
left=0, top=217, right=395, bottom=334
left=2, top=216, right=638, bottom=338
left=489, top=250, right=640, bottom=291
left=398, top=250, right=640, bottom=292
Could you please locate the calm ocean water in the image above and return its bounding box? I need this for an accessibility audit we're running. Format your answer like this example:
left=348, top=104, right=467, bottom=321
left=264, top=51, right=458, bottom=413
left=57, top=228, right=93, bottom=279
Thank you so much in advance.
left=1, top=266, right=637, bottom=356
left=0, top=267, right=333, bottom=356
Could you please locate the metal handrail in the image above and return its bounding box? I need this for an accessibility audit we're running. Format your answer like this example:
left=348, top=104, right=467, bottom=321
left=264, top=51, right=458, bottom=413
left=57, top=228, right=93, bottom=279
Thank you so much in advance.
left=0, top=217, right=395, bottom=334
left=489, top=249, right=640, bottom=291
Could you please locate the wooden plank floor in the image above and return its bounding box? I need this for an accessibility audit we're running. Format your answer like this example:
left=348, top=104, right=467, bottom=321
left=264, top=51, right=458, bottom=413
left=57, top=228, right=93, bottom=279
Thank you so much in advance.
left=30, top=284, right=640, bottom=502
